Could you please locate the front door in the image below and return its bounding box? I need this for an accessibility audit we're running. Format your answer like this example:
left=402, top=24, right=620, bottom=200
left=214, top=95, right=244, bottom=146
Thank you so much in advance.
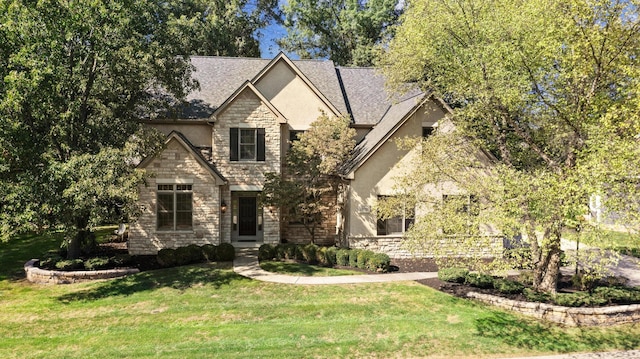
left=238, top=197, right=257, bottom=236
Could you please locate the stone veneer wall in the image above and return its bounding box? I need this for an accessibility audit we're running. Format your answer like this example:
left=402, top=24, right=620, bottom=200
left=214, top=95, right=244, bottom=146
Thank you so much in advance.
left=129, top=139, right=221, bottom=255
left=213, top=90, right=282, bottom=244
left=467, top=292, right=640, bottom=327
left=24, top=259, right=139, bottom=284
left=349, top=236, right=504, bottom=259
left=281, top=192, right=338, bottom=246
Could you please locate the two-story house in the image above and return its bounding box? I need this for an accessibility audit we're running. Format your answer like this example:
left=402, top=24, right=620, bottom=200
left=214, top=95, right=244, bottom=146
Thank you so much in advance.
left=128, top=53, right=456, bottom=258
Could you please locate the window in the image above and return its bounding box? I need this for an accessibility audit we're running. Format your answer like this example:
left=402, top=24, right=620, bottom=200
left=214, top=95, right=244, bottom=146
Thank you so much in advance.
left=422, top=126, right=435, bottom=138
left=230, top=128, right=265, bottom=161
left=376, top=196, right=414, bottom=236
left=157, top=184, right=193, bottom=230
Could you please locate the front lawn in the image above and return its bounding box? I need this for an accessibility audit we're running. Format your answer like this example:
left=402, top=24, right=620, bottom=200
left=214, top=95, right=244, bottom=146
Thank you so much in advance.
left=260, top=260, right=364, bottom=276
left=2, top=234, right=640, bottom=358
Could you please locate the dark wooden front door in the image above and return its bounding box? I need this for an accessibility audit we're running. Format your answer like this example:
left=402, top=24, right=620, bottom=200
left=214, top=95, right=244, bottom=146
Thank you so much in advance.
left=238, top=197, right=257, bottom=236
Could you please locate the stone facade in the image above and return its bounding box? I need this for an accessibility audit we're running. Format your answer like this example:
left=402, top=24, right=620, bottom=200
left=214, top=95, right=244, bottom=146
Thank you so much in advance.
left=213, top=90, right=282, bottom=245
left=349, top=236, right=504, bottom=259
left=129, top=138, right=222, bottom=255
left=467, top=291, right=640, bottom=327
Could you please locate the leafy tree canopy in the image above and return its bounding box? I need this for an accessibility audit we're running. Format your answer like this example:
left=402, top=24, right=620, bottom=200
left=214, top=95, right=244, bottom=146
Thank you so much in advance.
left=380, top=0, right=640, bottom=292
left=278, top=0, right=402, bottom=66
left=0, top=0, right=276, bottom=256
left=260, top=114, right=356, bottom=243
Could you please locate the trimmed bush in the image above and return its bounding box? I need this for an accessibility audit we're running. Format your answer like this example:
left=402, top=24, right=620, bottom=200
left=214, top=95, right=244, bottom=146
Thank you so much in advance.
left=323, top=247, right=338, bottom=266
left=301, top=244, right=319, bottom=264
left=553, top=292, right=608, bottom=307
left=438, top=267, right=469, bottom=283
left=465, top=273, right=494, bottom=289
left=368, top=253, right=390, bottom=272
left=274, top=244, right=287, bottom=260
left=336, top=249, right=350, bottom=266
left=39, top=253, right=63, bottom=269
left=493, top=278, right=525, bottom=294
left=523, top=288, right=552, bottom=303
left=84, top=257, right=111, bottom=270
left=217, top=243, right=236, bottom=261
left=157, top=248, right=177, bottom=267
left=201, top=244, right=218, bottom=262
left=174, top=245, right=204, bottom=266
left=356, top=250, right=375, bottom=269
left=258, top=244, right=276, bottom=261
left=315, top=246, right=328, bottom=266
left=55, top=259, right=84, bottom=271
left=593, top=286, right=640, bottom=304
left=349, top=249, right=361, bottom=268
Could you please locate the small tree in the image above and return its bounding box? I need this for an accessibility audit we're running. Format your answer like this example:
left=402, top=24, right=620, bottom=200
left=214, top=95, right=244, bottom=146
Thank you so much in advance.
left=260, top=114, right=356, bottom=243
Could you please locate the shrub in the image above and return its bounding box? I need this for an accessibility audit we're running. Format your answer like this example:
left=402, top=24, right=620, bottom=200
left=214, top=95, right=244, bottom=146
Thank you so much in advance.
left=110, top=254, right=132, bottom=267
left=323, top=247, right=338, bottom=266
left=301, top=244, right=319, bottom=264
left=258, top=244, right=276, bottom=261
left=84, top=257, right=111, bottom=271
left=315, top=246, right=328, bottom=266
left=368, top=253, right=390, bottom=272
left=593, top=286, right=640, bottom=305
left=493, top=278, right=525, bottom=294
left=349, top=249, right=361, bottom=268
left=438, top=267, right=469, bottom=283
left=217, top=243, right=236, bottom=261
left=517, top=271, right=534, bottom=286
left=523, top=288, right=552, bottom=303
left=553, top=292, right=608, bottom=307
left=174, top=245, right=204, bottom=266
left=201, top=244, right=218, bottom=262
left=274, top=244, right=286, bottom=260
left=280, top=243, right=299, bottom=260
left=39, top=253, right=63, bottom=269
left=55, top=259, right=84, bottom=271
left=465, top=273, right=495, bottom=289
left=356, top=250, right=374, bottom=269
left=336, top=249, right=350, bottom=266
left=157, top=248, right=177, bottom=267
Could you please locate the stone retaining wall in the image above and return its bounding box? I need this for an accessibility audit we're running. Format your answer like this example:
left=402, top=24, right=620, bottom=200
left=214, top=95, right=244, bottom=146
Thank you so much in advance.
left=24, top=259, right=140, bottom=285
left=467, top=291, right=640, bottom=326
left=349, top=236, right=503, bottom=259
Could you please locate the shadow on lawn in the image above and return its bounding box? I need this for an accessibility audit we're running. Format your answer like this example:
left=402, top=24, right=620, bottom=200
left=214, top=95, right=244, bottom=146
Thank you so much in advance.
left=0, top=233, right=62, bottom=281
left=476, top=311, right=640, bottom=352
left=57, top=263, right=247, bottom=303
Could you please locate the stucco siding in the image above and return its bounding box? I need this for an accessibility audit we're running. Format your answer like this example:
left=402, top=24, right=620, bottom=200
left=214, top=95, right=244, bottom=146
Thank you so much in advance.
left=150, top=123, right=212, bottom=147
left=255, top=61, right=335, bottom=130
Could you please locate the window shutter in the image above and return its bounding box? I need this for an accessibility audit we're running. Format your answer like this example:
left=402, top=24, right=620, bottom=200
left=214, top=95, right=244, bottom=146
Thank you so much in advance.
left=256, top=128, right=265, bottom=161
left=230, top=128, right=238, bottom=161
left=376, top=218, right=387, bottom=236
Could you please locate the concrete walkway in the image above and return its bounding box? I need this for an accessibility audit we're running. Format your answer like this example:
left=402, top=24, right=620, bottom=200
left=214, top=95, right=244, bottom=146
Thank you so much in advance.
left=232, top=248, right=437, bottom=285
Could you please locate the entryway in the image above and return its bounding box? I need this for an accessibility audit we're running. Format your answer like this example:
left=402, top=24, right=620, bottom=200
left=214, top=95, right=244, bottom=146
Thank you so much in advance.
left=231, top=192, right=263, bottom=243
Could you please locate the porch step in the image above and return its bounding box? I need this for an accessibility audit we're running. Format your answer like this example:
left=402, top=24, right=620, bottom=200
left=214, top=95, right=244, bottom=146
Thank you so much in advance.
left=235, top=247, right=258, bottom=258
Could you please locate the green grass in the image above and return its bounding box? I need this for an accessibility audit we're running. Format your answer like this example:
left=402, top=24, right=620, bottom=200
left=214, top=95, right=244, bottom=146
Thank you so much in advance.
left=2, top=234, right=640, bottom=358
left=260, top=260, right=363, bottom=276
left=565, top=229, right=640, bottom=258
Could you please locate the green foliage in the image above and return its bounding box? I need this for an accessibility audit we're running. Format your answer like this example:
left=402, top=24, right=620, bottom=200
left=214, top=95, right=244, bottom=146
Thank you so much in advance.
left=279, top=0, right=401, bottom=66
left=217, top=243, right=236, bottom=262
left=201, top=244, right=218, bottom=262
left=553, top=292, right=609, bottom=308
left=494, top=279, right=525, bottom=295
left=523, top=288, right=552, bottom=303
left=258, top=244, right=277, bottom=261
left=110, top=254, right=132, bottom=267
left=260, top=115, right=356, bottom=243
left=438, top=267, right=469, bottom=283
left=349, top=249, right=361, bottom=268
left=157, top=249, right=178, bottom=268
left=84, top=257, right=111, bottom=271
left=465, top=273, right=495, bottom=289
left=301, top=243, right=319, bottom=264
left=381, top=0, right=640, bottom=293
left=356, top=250, right=375, bottom=269
left=368, top=253, right=391, bottom=272
left=323, top=247, right=338, bottom=266
left=55, top=259, right=84, bottom=271
left=336, top=249, right=350, bottom=266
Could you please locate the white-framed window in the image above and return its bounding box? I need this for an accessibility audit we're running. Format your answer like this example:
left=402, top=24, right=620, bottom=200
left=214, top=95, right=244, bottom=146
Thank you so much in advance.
left=157, top=184, right=193, bottom=230
left=230, top=128, right=265, bottom=161
left=376, top=196, right=414, bottom=236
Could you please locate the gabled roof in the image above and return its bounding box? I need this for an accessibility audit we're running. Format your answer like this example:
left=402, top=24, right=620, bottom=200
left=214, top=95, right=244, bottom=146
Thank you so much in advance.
left=138, top=131, right=227, bottom=185
left=212, top=81, right=286, bottom=123
left=340, top=93, right=429, bottom=178
left=251, top=53, right=343, bottom=117
left=174, top=53, right=423, bottom=127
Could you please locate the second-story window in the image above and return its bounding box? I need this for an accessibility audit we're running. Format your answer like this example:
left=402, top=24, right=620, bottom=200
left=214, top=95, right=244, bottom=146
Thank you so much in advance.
left=230, top=128, right=265, bottom=161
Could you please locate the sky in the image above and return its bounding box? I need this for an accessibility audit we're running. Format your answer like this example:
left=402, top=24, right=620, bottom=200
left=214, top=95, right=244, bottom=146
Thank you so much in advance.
left=258, top=20, right=288, bottom=58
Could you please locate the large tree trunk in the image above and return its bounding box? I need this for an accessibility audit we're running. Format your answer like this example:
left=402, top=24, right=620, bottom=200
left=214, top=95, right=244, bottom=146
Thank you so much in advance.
left=529, top=226, right=563, bottom=294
